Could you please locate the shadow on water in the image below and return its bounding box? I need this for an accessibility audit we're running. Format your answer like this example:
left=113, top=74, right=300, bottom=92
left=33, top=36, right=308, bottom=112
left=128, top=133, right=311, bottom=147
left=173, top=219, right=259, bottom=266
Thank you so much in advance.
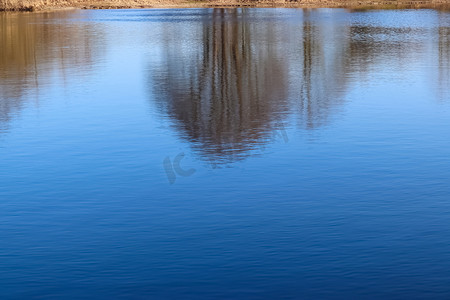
left=149, top=8, right=355, bottom=164
left=150, top=9, right=351, bottom=163
left=0, top=11, right=104, bottom=133
left=151, top=9, right=450, bottom=165
left=291, top=10, right=350, bottom=130
left=437, top=11, right=450, bottom=101
left=150, top=9, right=291, bottom=164
left=1, top=8, right=448, bottom=161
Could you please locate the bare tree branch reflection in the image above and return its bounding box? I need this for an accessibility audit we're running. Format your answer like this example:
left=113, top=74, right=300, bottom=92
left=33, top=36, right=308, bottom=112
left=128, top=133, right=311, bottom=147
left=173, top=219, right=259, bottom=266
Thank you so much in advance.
left=0, top=11, right=103, bottom=132
left=151, top=9, right=290, bottom=164
left=437, top=12, right=449, bottom=101
left=151, top=8, right=450, bottom=165
left=293, top=10, right=349, bottom=130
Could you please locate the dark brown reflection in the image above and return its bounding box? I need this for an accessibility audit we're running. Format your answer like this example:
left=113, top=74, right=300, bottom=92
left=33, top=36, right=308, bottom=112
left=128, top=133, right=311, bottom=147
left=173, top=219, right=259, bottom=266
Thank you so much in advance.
left=346, top=20, right=450, bottom=102
left=293, top=11, right=350, bottom=130
left=0, top=11, right=103, bottom=131
left=152, top=9, right=290, bottom=164
left=347, top=26, right=427, bottom=71
left=151, top=9, right=450, bottom=162
left=437, top=13, right=449, bottom=101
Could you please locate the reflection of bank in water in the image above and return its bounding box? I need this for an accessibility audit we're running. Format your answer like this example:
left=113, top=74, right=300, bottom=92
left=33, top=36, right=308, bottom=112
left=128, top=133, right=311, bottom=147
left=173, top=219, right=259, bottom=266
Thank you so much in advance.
left=293, top=9, right=450, bottom=129
left=151, top=8, right=450, bottom=163
left=151, top=9, right=290, bottom=164
left=436, top=13, right=450, bottom=101
left=0, top=11, right=103, bottom=132
left=291, top=12, right=350, bottom=131
left=151, top=9, right=360, bottom=162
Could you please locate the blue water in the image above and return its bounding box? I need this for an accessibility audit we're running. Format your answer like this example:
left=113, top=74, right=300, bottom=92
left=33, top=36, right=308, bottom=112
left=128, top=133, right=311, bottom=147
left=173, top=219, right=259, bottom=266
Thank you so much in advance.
left=1, top=8, right=450, bottom=299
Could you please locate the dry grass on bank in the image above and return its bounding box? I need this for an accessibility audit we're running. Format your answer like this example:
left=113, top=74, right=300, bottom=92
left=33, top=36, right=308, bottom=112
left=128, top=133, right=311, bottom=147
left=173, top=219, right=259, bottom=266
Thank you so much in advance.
left=1, top=0, right=449, bottom=12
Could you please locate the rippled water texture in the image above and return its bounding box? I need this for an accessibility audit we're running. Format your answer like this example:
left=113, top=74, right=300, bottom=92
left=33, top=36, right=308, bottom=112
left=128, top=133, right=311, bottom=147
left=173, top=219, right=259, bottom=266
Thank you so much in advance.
left=1, top=8, right=450, bottom=299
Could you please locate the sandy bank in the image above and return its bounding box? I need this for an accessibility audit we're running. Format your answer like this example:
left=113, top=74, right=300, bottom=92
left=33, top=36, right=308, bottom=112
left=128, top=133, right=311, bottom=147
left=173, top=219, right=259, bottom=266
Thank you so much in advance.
left=1, top=0, right=449, bottom=12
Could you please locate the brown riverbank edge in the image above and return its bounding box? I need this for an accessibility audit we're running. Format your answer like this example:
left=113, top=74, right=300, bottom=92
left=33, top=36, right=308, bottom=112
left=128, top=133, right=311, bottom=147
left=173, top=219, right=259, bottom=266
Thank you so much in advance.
left=1, top=0, right=449, bottom=12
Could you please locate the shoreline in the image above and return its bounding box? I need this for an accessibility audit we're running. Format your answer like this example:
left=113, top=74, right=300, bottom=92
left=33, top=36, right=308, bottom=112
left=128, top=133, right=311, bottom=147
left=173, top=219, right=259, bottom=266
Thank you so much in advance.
left=1, top=0, right=449, bottom=12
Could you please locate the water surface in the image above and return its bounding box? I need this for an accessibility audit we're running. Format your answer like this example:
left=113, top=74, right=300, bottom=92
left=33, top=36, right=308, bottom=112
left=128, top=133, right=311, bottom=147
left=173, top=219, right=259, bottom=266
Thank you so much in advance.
left=1, top=8, right=450, bottom=299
